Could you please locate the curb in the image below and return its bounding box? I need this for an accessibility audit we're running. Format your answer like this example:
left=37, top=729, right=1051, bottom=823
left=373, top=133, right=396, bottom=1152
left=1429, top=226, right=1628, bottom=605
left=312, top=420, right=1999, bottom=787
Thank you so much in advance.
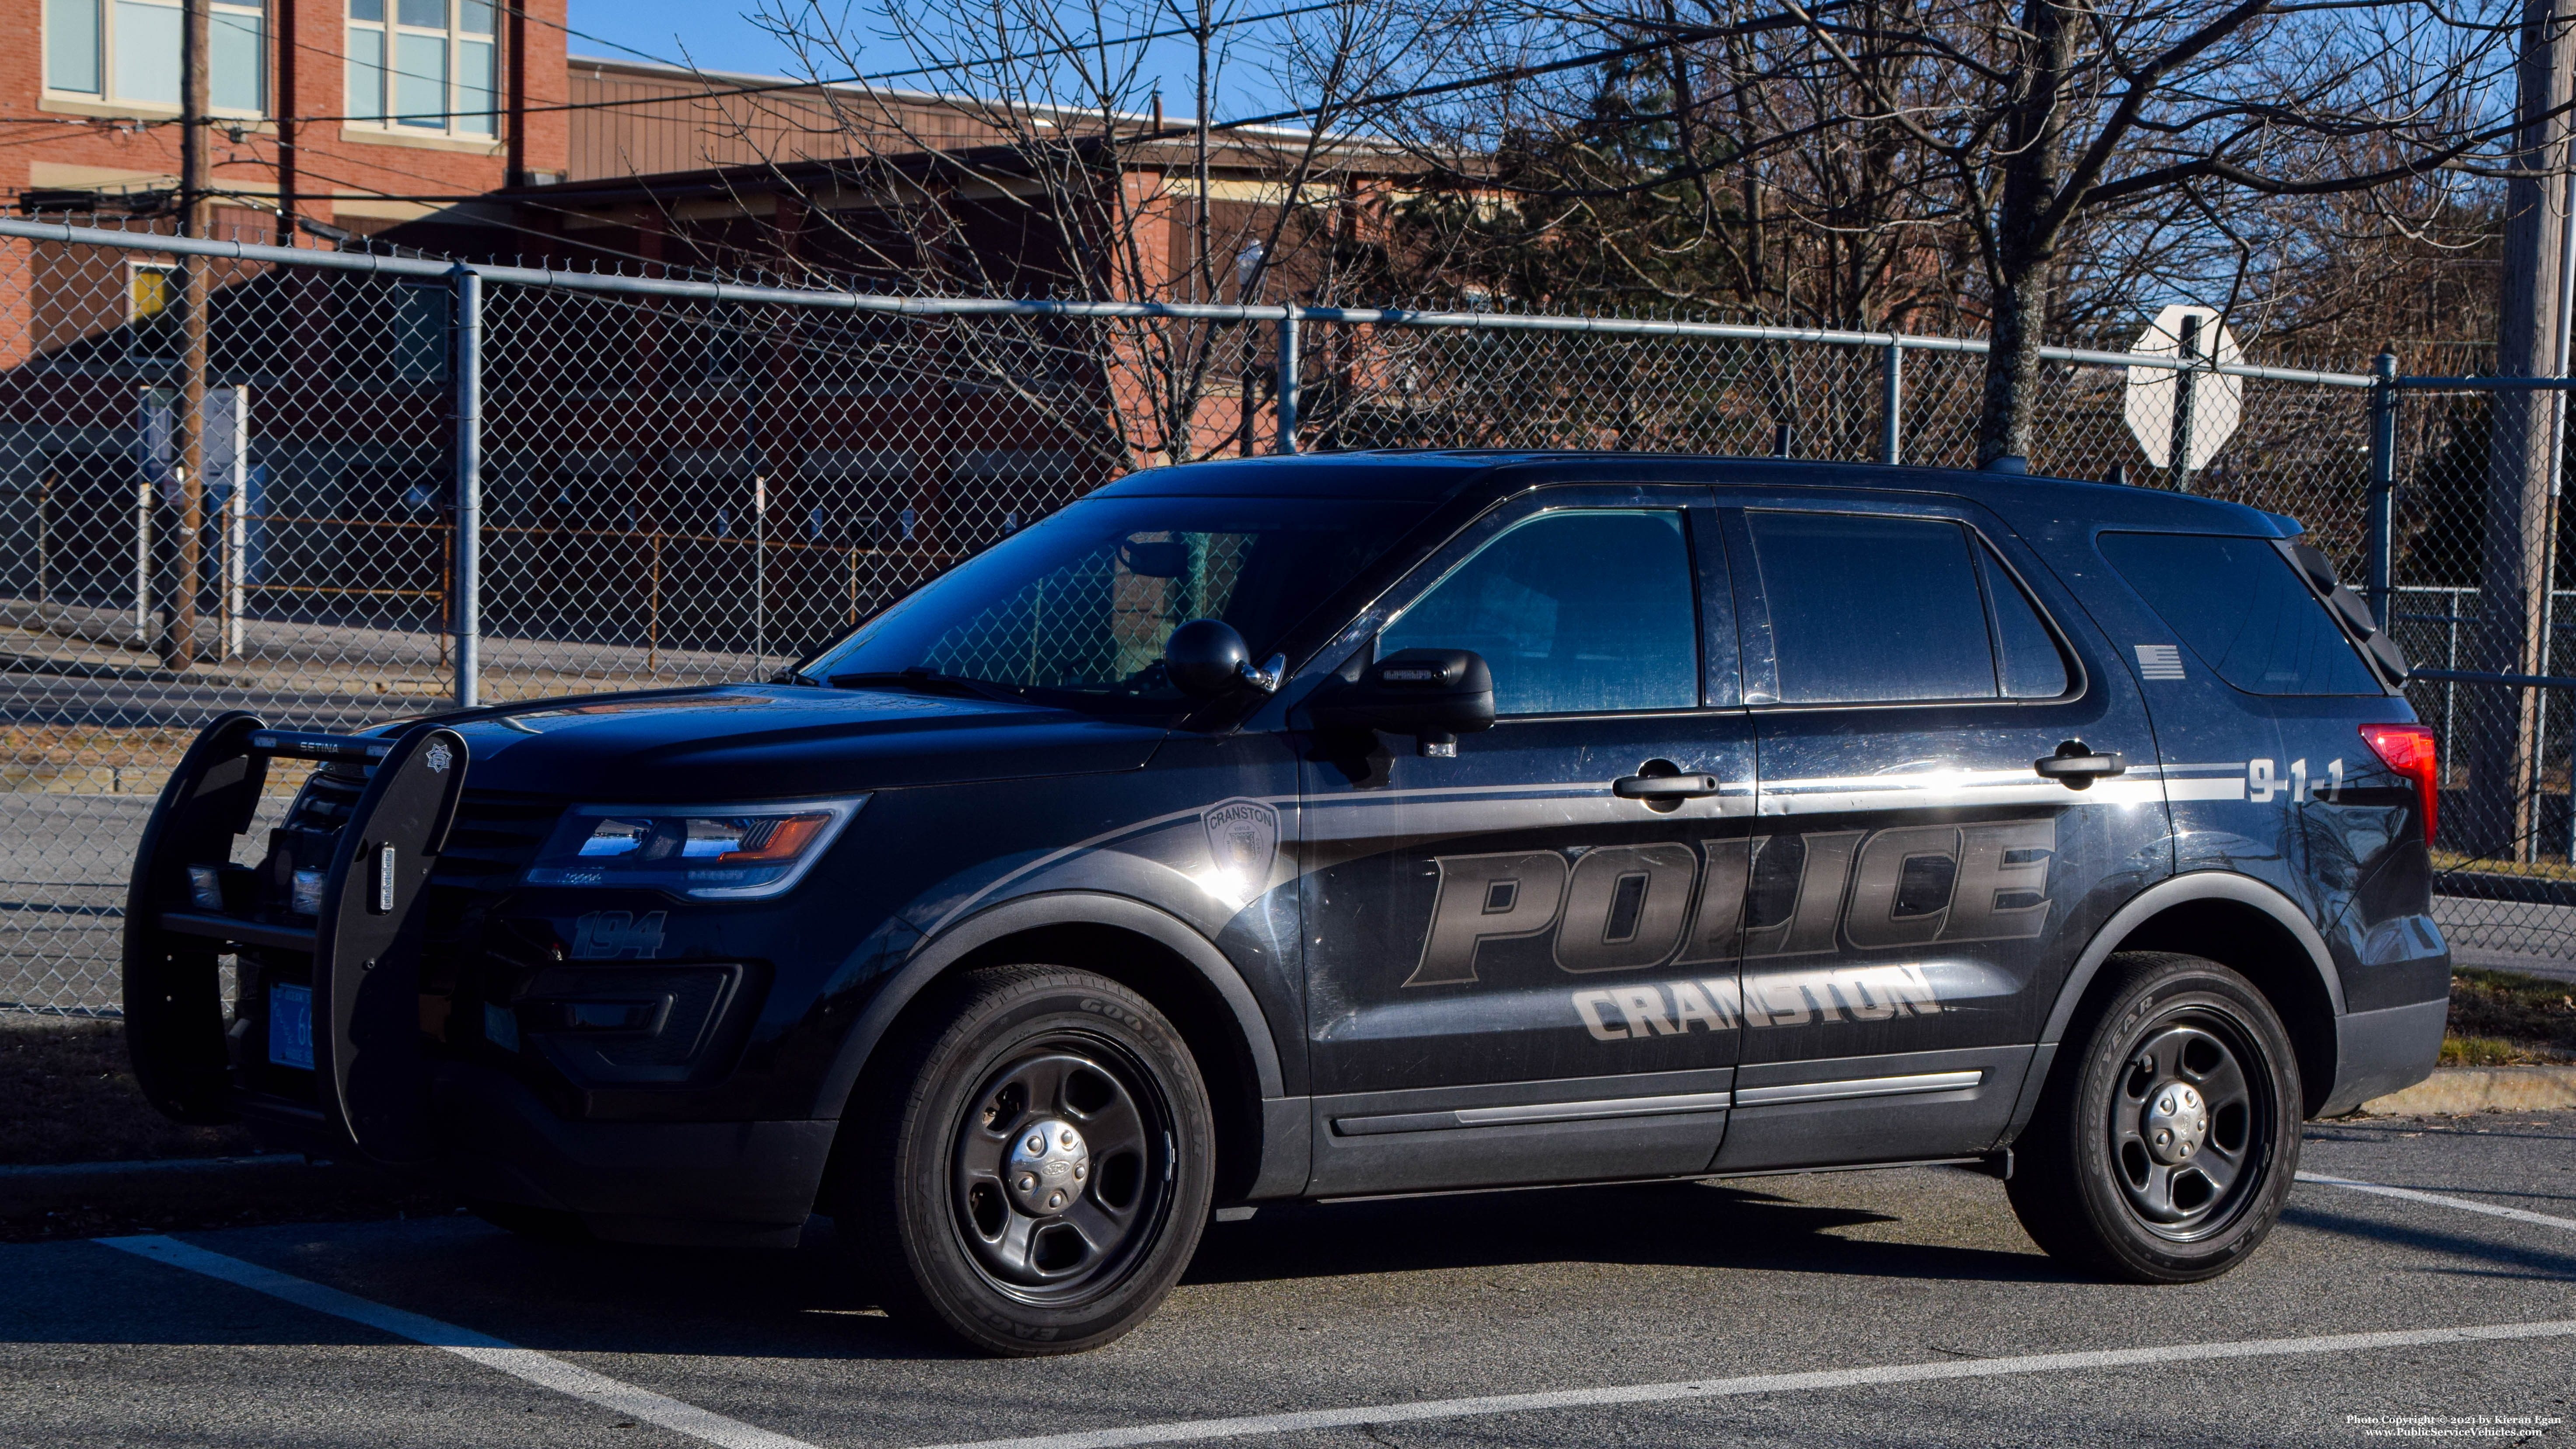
left=2357, top=1066, right=2576, bottom=1117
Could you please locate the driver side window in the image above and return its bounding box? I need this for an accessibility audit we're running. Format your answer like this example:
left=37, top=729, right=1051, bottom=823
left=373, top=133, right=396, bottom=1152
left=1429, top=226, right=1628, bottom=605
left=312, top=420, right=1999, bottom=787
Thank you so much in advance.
left=1380, top=509, right=1699, bottom=716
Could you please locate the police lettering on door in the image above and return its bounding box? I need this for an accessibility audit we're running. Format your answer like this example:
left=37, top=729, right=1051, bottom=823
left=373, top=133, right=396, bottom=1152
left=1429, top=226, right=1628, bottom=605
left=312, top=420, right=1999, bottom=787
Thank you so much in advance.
left=1408, top=820, right=2052, bottom=987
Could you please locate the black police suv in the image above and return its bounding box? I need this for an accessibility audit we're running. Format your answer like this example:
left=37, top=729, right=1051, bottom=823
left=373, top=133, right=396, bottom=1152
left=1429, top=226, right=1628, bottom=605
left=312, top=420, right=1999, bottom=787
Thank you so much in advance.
left=125, top=452, right=2447, bottom=1354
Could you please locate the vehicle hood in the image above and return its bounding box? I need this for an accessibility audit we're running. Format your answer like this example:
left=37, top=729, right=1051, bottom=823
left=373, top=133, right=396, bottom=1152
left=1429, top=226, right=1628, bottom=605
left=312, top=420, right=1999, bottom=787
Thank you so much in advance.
left=437, top=685, right=1167, bottom=801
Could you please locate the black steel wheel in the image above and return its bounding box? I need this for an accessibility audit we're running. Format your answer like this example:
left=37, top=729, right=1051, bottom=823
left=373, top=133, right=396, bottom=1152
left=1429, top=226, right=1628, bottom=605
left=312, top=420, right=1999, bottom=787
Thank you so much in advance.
left=950, top=1044, right=1173, bottom=1302
left=2008, top=952, right=2302, bottom=1283
left=836, top=965, right=1213, bottom=1355
left=2105, top=1018, right=2265, bottom=1238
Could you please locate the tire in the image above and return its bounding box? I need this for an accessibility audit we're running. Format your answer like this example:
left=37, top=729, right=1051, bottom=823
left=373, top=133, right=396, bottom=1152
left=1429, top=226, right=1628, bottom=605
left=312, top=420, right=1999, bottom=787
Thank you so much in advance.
left=2006, top=952, right=2302, bottom=1283
left=835, top=965, right=1215, bottom=1355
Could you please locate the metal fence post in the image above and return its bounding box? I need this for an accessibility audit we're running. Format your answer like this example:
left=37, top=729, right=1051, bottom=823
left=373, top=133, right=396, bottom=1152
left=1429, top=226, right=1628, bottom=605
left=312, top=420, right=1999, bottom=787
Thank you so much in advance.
left=1275, top=308, right=1300, bottom=455
left=2169, top=314, right=2202, bottom=492
left=452, top=264, right=482, bottom=710
left=2368, top=351, right=2398, bottom=629
left=1880, top=333, right=1904, bottom=465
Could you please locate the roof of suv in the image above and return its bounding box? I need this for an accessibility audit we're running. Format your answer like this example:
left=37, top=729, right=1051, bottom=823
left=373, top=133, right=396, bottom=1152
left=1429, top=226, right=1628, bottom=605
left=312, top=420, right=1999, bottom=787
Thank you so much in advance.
left=1093, top=451, right=2298, bottom=537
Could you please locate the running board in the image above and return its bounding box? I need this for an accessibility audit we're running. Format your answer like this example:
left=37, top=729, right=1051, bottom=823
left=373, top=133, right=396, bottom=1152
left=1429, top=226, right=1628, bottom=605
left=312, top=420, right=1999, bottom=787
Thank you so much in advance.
left=124, top=712, right=470, bottom=1165
left=1329, top=1070, right=1985, bottom=1138
left=1733, top=1069, right=1985, bottom=1107
left=1334, top=1089, right=1735, bottom=1136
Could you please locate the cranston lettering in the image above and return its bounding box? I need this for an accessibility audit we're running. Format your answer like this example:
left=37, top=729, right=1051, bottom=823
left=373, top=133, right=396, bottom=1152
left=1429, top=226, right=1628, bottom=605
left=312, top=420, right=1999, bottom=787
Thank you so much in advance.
left=1406, top=821, right=2052, bottom=988
left=1572, top=962, right=1947, bottom=1040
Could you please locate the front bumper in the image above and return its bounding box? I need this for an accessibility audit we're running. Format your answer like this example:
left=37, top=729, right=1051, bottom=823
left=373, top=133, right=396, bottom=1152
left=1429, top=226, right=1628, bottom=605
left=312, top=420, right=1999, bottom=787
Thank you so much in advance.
left=428, top=1063, right=835, bottom=1246
left=238, top=1065, right=839, bottom=1248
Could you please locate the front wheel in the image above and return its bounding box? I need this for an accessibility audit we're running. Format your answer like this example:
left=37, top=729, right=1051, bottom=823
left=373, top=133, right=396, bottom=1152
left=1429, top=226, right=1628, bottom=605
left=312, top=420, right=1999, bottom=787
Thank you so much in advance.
left=2007, top=952, right=2302, bottom=1283
left=836, top=965, right=1214, bottom=1355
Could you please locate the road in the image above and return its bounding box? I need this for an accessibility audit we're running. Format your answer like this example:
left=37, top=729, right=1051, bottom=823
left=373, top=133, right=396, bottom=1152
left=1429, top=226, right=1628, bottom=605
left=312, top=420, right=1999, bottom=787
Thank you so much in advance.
left=4, top=1112, right=2571, bottom=1448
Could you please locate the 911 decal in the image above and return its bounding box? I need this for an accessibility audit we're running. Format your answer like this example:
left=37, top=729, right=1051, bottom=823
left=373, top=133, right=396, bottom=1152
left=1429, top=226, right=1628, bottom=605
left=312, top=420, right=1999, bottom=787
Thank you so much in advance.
left=2247, top=758, right=2343, bottom=803
left=1405, top=820, right=2054, bottom=988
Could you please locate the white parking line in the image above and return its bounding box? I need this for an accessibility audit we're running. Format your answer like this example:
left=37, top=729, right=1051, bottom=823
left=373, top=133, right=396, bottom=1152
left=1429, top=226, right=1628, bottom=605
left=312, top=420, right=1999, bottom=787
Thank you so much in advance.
left=96, top=1202, right=2576, bottom=1449
left=905, top=1320, right=2576, bottom=1449
left=2298, top=1172, right=2576, bottom=1232
left=97, top=1236, right=821, bottom=1449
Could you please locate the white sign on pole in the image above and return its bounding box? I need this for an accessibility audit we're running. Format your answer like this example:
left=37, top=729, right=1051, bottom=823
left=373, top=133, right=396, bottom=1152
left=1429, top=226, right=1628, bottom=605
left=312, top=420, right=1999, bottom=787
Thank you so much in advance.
left=2123, top=305, right=2242, bottom=471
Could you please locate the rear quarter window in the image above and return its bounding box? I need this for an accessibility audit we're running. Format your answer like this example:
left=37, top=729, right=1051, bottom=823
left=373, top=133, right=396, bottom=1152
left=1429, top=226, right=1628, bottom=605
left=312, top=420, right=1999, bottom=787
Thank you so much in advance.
left=2097, top=531, right=2381, bottom=695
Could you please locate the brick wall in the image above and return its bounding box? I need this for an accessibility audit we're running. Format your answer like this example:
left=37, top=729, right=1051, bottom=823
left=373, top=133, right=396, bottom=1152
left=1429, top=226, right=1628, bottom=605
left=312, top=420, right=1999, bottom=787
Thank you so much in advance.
left=0, top=0, right=569, bottom=231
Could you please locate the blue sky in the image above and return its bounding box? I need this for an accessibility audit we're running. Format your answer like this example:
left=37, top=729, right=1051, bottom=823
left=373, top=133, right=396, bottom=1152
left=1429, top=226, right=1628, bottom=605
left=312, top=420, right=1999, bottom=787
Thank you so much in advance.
left=564, top=0, right=803, bottom=78
left=562, top=0, right=1298, bottom=117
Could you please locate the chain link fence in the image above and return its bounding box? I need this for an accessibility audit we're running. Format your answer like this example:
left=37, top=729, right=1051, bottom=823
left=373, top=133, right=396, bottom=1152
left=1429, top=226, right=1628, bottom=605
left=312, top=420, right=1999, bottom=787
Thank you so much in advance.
left=2380, top=374, right=2576, bottom=975
left=0, top=216, right=2534, bottom=1013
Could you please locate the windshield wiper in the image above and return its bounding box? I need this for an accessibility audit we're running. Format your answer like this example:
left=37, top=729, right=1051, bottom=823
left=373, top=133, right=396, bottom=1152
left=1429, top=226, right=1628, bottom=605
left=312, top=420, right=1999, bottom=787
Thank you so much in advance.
left=826, top=668, right=1027, bottom=704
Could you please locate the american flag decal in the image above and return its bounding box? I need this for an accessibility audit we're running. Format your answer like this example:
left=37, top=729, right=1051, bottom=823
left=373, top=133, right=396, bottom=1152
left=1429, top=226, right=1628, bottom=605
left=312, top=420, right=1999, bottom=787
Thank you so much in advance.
left=2135, top=644, right=2186, bottom=680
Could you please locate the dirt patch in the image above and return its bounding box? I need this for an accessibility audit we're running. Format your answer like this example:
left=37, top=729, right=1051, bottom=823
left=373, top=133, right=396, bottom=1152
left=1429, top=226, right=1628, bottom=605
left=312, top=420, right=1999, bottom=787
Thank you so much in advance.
left=1, top=1018, right=256, bottom=1164
left=0, top=1166, right=464, bottom=1243
left=0, top=1017, right=460, bottom=1241
left=2441, top=968, right=2576, bottom=1066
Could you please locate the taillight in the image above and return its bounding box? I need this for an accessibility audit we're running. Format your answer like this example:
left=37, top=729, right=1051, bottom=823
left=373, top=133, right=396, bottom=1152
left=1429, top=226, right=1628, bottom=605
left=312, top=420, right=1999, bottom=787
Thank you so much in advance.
left=2359, top=723, right=2438, bottom=845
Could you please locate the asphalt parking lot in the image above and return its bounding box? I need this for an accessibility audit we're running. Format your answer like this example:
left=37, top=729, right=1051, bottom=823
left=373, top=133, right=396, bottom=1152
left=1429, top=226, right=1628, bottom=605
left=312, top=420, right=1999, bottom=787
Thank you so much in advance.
left=4, top=1112, right=2572, bottom=1449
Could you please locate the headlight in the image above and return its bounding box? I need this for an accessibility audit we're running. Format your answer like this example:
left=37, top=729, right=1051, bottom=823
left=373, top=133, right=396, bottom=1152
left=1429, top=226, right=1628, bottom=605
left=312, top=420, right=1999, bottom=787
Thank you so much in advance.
left=523, top=797, right=867, bottom=900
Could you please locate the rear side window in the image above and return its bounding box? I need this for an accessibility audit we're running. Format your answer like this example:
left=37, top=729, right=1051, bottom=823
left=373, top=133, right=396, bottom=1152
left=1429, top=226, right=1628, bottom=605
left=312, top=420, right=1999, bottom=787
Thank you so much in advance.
left=1747, top=511, right=2069, bottom=704
left=1382, top=509, right=1699, bottom=715
left=2098, top=532, right=2380, bottom=696
left=1980, top=547, right=2070, bottom=698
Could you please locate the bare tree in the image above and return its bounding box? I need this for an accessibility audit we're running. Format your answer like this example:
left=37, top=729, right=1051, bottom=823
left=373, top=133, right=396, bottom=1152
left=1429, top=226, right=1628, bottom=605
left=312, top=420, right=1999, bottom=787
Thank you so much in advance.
left=1378, top=0, right=2526, bottom=460
left=620, top=0, right=1437, bottom=473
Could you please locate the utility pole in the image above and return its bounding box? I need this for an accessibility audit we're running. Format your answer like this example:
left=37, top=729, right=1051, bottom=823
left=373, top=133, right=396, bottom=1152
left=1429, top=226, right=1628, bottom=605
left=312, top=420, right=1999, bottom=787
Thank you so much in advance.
left=2472, top=0, right=2576, bottom=859
left=163, top=0, right=212, bottom=668
left=276, top=0, right=297, bottom=228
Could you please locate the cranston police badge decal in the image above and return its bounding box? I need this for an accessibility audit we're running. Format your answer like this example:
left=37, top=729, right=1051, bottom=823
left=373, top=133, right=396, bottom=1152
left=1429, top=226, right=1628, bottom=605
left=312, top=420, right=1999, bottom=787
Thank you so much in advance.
left=1201, top=799, right=1279, bottom=894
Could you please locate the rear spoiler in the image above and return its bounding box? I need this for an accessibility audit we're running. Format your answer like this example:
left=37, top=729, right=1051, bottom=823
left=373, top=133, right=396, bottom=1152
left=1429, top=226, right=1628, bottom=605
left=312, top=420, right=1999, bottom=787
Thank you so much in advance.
left=122, top=712, right=469, bottom=1165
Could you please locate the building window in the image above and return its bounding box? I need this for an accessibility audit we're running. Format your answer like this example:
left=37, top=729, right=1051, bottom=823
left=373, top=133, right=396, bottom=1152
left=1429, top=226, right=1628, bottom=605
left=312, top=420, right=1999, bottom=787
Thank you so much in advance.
left=44, top=0, right=267, bottom=113
left=346, top=0, right=495, bottom=136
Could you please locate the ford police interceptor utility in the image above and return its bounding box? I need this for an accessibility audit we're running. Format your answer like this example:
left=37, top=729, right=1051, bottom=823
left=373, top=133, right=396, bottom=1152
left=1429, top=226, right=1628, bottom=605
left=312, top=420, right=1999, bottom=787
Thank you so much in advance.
left=124, top=452, right=2446, bottom=1354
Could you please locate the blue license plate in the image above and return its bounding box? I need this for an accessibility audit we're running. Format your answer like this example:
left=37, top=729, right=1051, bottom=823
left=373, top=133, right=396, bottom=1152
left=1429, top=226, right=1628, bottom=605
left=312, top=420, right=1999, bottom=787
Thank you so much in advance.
left=268, top=982, right=315, bottom=1071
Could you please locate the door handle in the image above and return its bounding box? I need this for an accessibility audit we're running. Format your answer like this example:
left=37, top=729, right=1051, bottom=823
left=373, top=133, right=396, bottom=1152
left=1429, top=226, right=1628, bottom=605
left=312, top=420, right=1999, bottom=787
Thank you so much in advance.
left=1613, top=773, right=1723, bottom=800
left=2034, top=743, right=2126, bottom=790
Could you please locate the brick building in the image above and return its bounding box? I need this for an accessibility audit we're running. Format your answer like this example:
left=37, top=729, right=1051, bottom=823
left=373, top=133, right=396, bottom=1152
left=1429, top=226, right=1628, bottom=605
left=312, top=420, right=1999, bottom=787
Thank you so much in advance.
left=0, top=16, right=1424, bottom=665
left=5, top=0, right=567, bottom=245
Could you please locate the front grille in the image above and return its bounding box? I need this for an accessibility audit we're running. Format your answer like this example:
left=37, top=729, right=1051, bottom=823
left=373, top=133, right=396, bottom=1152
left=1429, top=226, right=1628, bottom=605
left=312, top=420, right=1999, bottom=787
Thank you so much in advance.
left=283, top=765, right=559, bottom=897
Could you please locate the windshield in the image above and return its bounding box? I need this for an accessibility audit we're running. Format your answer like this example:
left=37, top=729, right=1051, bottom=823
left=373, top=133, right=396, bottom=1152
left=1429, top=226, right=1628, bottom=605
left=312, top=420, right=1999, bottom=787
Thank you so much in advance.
left=795, top=495, right=1431, bottom=712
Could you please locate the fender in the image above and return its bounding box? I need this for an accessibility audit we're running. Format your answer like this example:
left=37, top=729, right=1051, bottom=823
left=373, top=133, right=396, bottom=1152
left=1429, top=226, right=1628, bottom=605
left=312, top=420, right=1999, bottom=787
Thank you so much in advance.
left=809, top=890, right=1289, bottom=1121
left=2040, top=869, right=2345, bottom=1046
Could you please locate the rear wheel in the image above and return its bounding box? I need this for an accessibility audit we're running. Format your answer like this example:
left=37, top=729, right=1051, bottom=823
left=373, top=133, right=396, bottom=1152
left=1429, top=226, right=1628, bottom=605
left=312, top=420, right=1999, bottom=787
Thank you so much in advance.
left=836, top=965, right=1213, bottom=1355
left=2007, top=952, right=2301, bottom=1283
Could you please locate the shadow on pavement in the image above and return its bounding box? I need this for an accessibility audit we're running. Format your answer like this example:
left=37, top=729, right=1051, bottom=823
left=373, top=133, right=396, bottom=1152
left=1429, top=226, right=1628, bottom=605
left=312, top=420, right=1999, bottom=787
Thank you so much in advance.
left=1180, top=1176, right=2069, bottom=1288
left=3, top=1173, right=2070, bottom=1362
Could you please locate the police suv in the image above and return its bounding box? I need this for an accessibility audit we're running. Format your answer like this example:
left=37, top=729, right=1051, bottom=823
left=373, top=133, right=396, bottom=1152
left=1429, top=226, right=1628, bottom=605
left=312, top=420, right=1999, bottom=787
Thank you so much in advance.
left=126, top=453, right=2446, bottom=1354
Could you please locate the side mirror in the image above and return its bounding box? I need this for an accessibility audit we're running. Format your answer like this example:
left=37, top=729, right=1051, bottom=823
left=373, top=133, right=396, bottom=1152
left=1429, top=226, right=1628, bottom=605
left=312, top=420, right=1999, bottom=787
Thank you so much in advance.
left=1164, top=619, right=1284, bottom=699
left=1306, top=648, right=1496, bottom=753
